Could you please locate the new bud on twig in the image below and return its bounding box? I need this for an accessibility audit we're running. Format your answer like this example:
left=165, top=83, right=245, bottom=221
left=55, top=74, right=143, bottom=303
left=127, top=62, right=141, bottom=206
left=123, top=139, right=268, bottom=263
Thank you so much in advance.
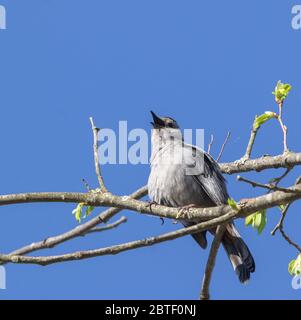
left=272, top=80, right=292, bottom=105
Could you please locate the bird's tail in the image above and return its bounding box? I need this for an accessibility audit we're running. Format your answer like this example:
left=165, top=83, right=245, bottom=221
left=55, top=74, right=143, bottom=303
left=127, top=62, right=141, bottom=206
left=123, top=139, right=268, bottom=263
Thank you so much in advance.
left=221, top=223, right=255, bottom=283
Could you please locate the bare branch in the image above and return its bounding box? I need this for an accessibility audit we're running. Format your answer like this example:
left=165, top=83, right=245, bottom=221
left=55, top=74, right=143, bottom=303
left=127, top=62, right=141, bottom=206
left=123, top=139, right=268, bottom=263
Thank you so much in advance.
left=1, top=186, right=147, bottom=264
left=270, top=203, right=301, bottom=252
left=277, top=102, right=289, bottom=153
left=271, top=176, right=301, bottom=236
left=241, top=116, right=259, bottom=161
left=200, top=225, right=226, bottom=300
left=207, top=134, right=214, bottom=155
left=220, top=152, right=301, bottom=174
left=270, top=168, right=292, bottom=187
left=1, top=181, right=301, bottom=225
left=279, top=223, right=301, bottom=253
left=216, top=131, right=231, bottom=162
left=271, top=203, right=291, bottom=236
left=1, top=152, right=301, bottom=266
left=84, top=216, right=127, bottom=235
left=237, top=175, right=300, bottom=194
left=89, top=117, right=107, bottom=192
left=0, top=212, right=238, bottom=266
left=2, top=182, right=301, bottom=265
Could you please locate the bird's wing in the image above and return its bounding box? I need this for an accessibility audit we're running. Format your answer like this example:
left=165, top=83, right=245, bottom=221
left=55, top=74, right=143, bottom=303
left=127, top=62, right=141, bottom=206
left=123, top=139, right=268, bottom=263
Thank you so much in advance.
left=183, top=144, right=229, bottom=205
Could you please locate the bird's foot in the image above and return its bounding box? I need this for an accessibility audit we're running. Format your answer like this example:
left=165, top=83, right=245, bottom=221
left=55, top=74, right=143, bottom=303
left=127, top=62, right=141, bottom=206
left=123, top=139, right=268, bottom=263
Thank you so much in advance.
left=146, top=201, right=165, bottom=224
left=176, top=204, right=198, bottom=219
left=145, top=200, right=158, bottom=213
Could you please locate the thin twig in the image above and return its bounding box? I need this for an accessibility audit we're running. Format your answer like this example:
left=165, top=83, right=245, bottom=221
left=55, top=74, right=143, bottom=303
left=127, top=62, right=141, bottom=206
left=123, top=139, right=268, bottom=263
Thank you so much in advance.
left=279, top=225, right=301, bottom=253
left=271, top=203, right=291, bottom=236
left=216, top=131, right=231, bottom=162
left=89, top=117, right=107, bottom=192
left=271, top=203, right=301, bottom=252
left=237, top=175, right=301, bottom=194
left=277, top=102, right=289, bottom=153
left=269, top=168, right=292, bottom=187
left=272, top=176, right=301, bottom=236
left=84, top=216, right=127, bottom=235
left=207, top=134, right=214, bottom=155
left=200, top=225, right=226, bottom=300
left=241, top=116, right=259, bottom=161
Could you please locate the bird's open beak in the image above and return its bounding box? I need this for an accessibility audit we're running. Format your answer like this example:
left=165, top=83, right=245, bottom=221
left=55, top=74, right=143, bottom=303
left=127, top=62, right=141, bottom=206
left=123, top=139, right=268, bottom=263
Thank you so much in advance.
left=150, top=111, right=165, bottom=128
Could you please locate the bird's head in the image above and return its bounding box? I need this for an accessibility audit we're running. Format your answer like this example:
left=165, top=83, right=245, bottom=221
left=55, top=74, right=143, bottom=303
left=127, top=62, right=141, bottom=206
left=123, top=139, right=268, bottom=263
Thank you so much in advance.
left=150, top=111, right=182, bottom=145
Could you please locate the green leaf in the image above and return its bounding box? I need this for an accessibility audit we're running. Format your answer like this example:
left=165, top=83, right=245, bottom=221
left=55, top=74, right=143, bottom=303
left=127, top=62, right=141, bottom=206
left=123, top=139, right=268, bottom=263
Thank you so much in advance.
left=245, top=214, right=253, bottom=226
left=245, top=210, right=267, bottom=234
left=288, top=254, right=301, bottom=276
left=84, top=206, right=94, bottom=218
left=72, top=203, right=85, bottom=223
left=272, top=80, right=292, bottom=104
left=227, top=198, right=239, bottom=211
left=253, top=112, right=277, bottom=130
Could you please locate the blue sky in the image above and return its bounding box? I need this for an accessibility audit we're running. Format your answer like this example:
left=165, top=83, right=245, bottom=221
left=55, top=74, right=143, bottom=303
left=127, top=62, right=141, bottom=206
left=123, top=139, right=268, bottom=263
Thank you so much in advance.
left=0, top=0, right=301, bottom=299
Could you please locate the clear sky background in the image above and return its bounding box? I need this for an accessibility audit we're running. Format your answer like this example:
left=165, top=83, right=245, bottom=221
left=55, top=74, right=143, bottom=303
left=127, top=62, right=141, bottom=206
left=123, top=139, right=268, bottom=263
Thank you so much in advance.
left=0, top=0, right=301, bottom=300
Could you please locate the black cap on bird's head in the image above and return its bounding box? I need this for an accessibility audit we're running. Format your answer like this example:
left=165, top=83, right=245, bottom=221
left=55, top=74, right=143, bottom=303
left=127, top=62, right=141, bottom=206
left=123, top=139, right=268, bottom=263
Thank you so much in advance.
left=150, top=111, right=179, bottom=129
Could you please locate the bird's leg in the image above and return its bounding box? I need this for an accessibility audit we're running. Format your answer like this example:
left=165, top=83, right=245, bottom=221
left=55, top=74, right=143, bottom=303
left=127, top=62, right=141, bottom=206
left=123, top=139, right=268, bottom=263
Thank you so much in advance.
left=176, top=204, right=198, bottom=219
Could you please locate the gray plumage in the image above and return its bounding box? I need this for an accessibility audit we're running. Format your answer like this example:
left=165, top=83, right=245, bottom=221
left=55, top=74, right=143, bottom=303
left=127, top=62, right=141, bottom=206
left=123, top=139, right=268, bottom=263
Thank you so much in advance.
left=148, top=111, right=255, bottom=283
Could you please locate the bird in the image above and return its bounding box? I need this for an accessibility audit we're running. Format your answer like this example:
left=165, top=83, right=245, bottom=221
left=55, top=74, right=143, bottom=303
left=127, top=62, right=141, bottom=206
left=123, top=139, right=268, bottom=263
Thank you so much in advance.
left=147, top=111, right=255, bottom=283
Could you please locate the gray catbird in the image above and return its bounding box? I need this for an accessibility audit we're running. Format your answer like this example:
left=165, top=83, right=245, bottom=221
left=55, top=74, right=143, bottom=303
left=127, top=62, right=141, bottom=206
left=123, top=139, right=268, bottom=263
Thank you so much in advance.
left=148, top=111, right=255, bottom=283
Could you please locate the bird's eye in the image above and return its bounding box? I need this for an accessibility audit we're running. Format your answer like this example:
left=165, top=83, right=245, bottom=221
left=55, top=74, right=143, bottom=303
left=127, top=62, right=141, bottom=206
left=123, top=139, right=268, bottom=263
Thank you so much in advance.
left=167, top=123, right=174, bottom=128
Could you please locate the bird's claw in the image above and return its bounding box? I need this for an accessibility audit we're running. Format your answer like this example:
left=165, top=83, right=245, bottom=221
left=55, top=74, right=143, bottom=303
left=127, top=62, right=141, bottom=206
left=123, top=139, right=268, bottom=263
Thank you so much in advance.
left=145, top=200, right=158, bottom=213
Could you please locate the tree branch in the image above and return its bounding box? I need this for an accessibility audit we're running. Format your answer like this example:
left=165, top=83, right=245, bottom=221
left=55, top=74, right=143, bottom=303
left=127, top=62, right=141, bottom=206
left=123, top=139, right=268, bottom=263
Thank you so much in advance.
left=83, top=216, right=127, bottom=235
left=2, top=183, right=301, bottom=265
left=216, top=131, right=231, bottom=162
left=1, top=186, right=147, bottom=264
left=279, top=223, right=301, bottom=253
left=270, top=168, right=292, bottom=187
left=0, top=209, right=242, bottom=266
left=241, top=116, right=259, bottom=161
left=200, top=225, right=226, bottom=300
left=207, top=134, right=214, bottom=155
left=89, top=117, right=107, bottom=192
left=271, top=203, right=291, bottom=236
left=2, top=152, right=300, bottom=264
left=220, top=152, right=301, bottom=174
left=277, top=102, right=289, bottom=153
left=237, top=175, right=300, bottom=194
left=270, top=203, right=301, bottom=252
left=1, top=180, right=301, bottom=224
